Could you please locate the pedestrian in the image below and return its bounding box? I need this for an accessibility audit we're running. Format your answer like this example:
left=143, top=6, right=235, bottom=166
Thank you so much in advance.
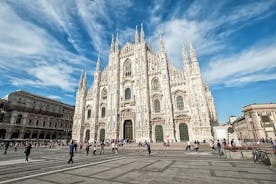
left=193, top=142, right=199, bottom=152
left=115, top=142, right=118, bottom=154
left=74, top=142, right=78, bottom=153
left=93, top=143, right=97, bottom=155
left=80, top=142, right=83, bottom=152
left=14, top=142, right=18, bottom=152
left=185, top=141, right=191, bottom=151
left=85, top=143, right=91, bottom=156
left=111, top=141, right=115, bottom=153
left=100, top=141, right=105, bottom=155
left=145, top=141, right=151, bottom=156
left=68, top=140, right=74, bottom=164
left=231, top=139, right=236, bottom=147
left=24, top=142, right=32, bottom=164
left=210, top=140, right=215, bottom=151
left=217, top=140, right=222, bottom=156
left=3, top=141, right=9, bottom=155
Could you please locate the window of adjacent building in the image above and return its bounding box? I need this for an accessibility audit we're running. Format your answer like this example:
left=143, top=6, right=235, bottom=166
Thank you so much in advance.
left=36, top=120, right=39, bottom=126
left=0, top=113, right=4, bottom=122
left=16, top=114, right=22, bottom=124
left=87, top=109, right=91, bottom=119
left=102, top=88, right=107, bottom=100
left=101, top=107, right=106, bottom=118
left=43, top=121, right=46, bottom=127
left=124, top=60, right=131, bottom=77
left=125, top=88, right=131, bottom=100
left=154, top=99, right=161, bottom=113
left=176, top=96, right=184, bottom=110
left=49, top=122, right=52, bottom=127
left=29, top=119, right=32, bottom=126
left=152, top=78, right=160, bottom=90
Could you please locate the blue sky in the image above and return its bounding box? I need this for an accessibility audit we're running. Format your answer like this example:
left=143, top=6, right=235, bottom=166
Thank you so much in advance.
left=0, top=0, right=276, bottom=123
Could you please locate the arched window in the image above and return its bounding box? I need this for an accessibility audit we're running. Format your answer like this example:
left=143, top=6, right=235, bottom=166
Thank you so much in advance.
left=152, top=78, right=160, bottom=90
left=124, top=60, right=131, bottom=77
left=87, top=109, right=91, bottom=119
left=154, top=99, right=160, bottom=113
left=176, top=96, right=184, bottom=110
left=102, top=88, right=107, bottom=100
left=101, top=107, right=105, bottom=118
left=16, top=114, right=22, bottom=124
left=125, top=88, right=131, bottom=100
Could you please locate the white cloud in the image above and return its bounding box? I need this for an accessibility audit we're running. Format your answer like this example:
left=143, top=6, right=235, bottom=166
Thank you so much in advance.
left=203, top=43, right=276, bottom=86
left=47, top=95, right=62, bottom=100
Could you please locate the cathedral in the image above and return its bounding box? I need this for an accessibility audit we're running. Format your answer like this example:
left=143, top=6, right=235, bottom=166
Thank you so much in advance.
left=72, top=25, right=218, bottom=143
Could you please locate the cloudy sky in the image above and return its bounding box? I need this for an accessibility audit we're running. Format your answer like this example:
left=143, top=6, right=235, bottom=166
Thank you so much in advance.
left=0, top=0, right=276, bottom=123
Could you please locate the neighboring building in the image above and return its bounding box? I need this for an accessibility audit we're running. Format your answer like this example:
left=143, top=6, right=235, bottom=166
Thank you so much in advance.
left=0, top=90, right=74, bottom=140
left=73, top=25, right=218, bottom=143
left=232, top=103, right=276, bottom=141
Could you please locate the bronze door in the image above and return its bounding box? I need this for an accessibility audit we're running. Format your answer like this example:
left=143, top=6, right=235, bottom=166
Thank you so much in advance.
left=99, top=129, right=105, bottom=142
left=179, top=123, right=189, bottom=141
left=155, top=125, right=164, bottom=142
left=124, top=120, right=133, bottom=140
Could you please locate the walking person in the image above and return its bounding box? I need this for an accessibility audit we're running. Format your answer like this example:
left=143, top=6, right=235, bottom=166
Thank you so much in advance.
left=217, top=140, right=222, bottom=156
left=93, top=143, right=97, bottom=156
left=111, top=141, right=115, bottom=153
left=185, top=141, right=191, bottom=151
left=145, top=141, right=151, bottom=156
left=100, top=141, right=105, bottom=155
left=68, top=140, right=74, bottom=164
left=210, top=140, right=215, bottom=151
left=14, top=142, right=18, bottom=152
left=3, top=141, right=9, bottom=155
left=85, top=143, right=91, bottom=156
left=193, top=142, right=199, bottom=152
left=24, top=142, right=32, bottom=164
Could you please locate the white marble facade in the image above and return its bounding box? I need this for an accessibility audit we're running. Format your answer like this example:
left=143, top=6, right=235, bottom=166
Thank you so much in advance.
left=72, top=25, right=218, bottom=143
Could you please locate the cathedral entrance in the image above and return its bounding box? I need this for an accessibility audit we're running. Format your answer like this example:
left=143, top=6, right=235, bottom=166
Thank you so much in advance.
left=155, top=125, right=164, bottom=142
left=99, top=129, right=105, bottom=142
left=85, top=129, right=90, bottom=142
left=124, top=120, right=133, bottom=140
left=179, top=123, right=189, bottom=141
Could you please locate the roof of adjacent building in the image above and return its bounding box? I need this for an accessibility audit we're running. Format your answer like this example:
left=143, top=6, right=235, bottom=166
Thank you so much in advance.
left=242, top=103, right=276, bottom=112
left=3, top=89, right=74, bottom=108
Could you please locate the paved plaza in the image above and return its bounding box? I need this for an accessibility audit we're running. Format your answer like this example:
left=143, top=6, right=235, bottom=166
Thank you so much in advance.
left=0, top=147, right=275, bottom=184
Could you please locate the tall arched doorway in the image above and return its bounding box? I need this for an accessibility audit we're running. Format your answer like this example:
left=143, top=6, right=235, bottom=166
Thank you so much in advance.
left=155, top=125, right=164, bottom=142
left=99, top=129, right=105, bottom=142
left=179, top=123, right=189, bottom=141
left=85, top=129, right=90, bottom=142
left=0, top=129, right=6, bottom=139
left=124, top=120, right=133, bottom=140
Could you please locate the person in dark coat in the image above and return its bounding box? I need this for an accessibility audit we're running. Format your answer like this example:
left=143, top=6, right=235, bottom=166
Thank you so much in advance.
left=145, top=141, right=151, bottom=156
left=68, top=140, right=74, bottom=164
left=24, top=142, right=32, bottom=163
left=3, top=141, right=9, bottom=155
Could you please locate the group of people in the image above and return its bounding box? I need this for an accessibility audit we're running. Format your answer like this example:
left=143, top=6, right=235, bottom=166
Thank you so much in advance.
left=68, top=140, right=121, bottom=164
left=185, top=140, right=200, bottom=152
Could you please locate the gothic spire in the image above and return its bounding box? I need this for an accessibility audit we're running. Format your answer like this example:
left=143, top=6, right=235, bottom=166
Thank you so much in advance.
left=110, top=34, right=115, bottom=52
left=96, top=52, right=101, bottom=72
left=82, top=70, right=87, bottom=89
left=159, top=34, right=165, bottom=53
left=189, top=41, right=198, bottom=63
left=135, top=25, right=139, bottom=44
left=182, top=43, right=189, bottom=65
left=115, top=32, right=119, bottom=51
left=140, top=23, right=145, bottom=42
left=78, top=70, right=83, bottom=89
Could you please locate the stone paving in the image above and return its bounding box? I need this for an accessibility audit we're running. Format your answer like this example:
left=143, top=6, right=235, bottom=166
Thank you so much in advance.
left=0, top=148, right=275, bottom=184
